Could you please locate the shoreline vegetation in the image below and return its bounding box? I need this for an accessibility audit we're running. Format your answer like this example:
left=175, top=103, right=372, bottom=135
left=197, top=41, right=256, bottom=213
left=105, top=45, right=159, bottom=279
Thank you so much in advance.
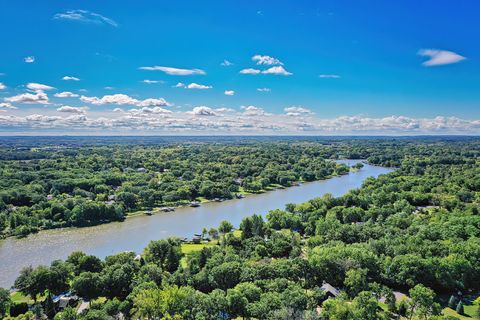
left=1, top=160, right=357, bottom=240
left=0, top=142, right=368, bottom=239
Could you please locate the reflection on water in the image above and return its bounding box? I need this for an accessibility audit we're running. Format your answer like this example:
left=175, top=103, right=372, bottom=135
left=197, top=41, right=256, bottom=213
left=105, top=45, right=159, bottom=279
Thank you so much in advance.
left=0, top=160, right=392, bottom=287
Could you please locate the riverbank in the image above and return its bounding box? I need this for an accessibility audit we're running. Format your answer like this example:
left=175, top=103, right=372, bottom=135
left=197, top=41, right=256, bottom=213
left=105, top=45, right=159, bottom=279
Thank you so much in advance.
left=0, top=160, right=393, bottom=288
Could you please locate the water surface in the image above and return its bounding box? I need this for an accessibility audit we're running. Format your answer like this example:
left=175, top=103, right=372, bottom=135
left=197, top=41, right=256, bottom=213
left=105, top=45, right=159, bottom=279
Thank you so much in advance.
left=0, top=160, right=392, bottom=287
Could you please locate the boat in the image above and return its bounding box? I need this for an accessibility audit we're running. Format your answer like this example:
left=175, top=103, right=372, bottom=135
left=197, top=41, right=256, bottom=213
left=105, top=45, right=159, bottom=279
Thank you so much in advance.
left=190, top=201, right=200, bottom=207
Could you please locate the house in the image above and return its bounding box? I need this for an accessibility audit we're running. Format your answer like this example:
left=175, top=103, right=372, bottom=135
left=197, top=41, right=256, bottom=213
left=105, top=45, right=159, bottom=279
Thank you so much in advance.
left=137, top=167, right=147, bottom=172
left=413, top=205, right=440, bottom=214
left=320, top=282, right=341, bottom=299
left=107, top=195, right=116, bottom=201
left=192, top=235, right=202, bottom=244
left=47, top=194, right=54, bottom=200
left=53, top=292, right=78, bottom=310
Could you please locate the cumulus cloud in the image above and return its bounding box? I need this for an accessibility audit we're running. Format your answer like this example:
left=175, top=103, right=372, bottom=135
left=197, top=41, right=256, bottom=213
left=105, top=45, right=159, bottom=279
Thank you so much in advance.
left=127, top=107, right=172, bottom=115
left=284, top=106, right=314, bottom=116
left=262, top=66, right=292, bottom=76
left=54, top=10, right=118, bottom=27
left=224, top=90, right=235, bottom=96
left=62, top=76, right=80, bottom=81
left=241, top=105, right=268, bottom=116
left=57, top=106, right=89, bottom=114
left=26, top=83, right=55, bottom=92
left=240, top=66, right=292, bottom=76
left=215, top=107, right=235, bottom=113
left=54, top=91, right=79, bottom=98
left=0, top=111, right=478, bottom=134
left=221, top=60, right=233, bottom=66
left=80, top=94, right=171, bottom=107
left=0, top=83, right=5, bottom=90
left=187, top=106, right=217, bottom=116
left=257, top=88, right=271, bottom=92
left=5, top=91, right=49, bottom=104
left=418, top=49, right=466, bottom=66
left=186, top=83, right=212, bottom=89
left=252, top=55, right=283, bottom=65
left=24, top=56, right=35, bottom=63
left=139, top=66, right=206, bottom=75
left=240, top=68, right=261, bottom=75
left=0, top=102, right=17, bottom=109
left=319, top=74, right=341, bottom=78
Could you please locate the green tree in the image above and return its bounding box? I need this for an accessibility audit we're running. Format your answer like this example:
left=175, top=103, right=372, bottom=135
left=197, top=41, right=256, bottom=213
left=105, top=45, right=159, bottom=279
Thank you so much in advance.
left=0, top=287, right=12, bottom=318
left=143, top=238, right=183, bottom=273
left=407, top=284, right=440, bottom=320
left=344, top=268, right=368, bottom=297
left=455, top=301, right=464, bottom=315
left=72, top=272, right=103, bottom=302
left=219, top=220, right=233, bottom=235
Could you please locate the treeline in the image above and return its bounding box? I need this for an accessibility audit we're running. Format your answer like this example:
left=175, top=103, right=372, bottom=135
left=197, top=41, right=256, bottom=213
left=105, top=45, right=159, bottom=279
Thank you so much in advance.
left=0, top=143, right=349, bottom=238
left=1, top=138, right=479, bottom=319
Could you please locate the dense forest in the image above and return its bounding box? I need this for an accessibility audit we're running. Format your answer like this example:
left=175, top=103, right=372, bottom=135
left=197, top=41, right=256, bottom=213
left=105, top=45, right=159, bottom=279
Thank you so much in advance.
left=0, top=142, right=352, bottom=238
left=0, top=137, right=479, bottom=319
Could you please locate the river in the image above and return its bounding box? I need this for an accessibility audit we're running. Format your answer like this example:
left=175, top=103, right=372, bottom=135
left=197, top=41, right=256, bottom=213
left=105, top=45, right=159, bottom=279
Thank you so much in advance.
left=0, top=160, right=392, bottom=288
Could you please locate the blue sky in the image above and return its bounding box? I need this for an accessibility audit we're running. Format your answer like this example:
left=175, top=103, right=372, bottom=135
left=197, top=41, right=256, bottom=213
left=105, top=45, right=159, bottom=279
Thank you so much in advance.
left=0, top=0, right=479, bottom=135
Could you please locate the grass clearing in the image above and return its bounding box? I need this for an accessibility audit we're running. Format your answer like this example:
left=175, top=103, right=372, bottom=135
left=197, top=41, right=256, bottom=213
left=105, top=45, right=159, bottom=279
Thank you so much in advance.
left=443, top=306, right=479, bottom=319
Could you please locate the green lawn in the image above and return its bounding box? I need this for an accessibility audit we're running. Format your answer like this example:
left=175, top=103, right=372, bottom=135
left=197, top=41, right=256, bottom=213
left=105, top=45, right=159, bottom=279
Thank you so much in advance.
left=10, top=291, right=46, bottom=304
left=181, top=242, right=216, bottom=254
left=443, top=306, right=480, bottom=319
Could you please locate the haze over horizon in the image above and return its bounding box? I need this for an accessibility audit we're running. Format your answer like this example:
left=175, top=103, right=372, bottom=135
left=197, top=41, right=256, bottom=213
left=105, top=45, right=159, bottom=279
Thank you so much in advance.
left=0, top=1, right=479, bottom=135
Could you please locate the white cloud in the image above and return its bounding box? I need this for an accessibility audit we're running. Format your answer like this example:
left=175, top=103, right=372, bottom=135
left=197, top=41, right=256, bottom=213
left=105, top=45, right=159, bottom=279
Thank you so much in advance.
left=104, top=86, right=115, bottom=90
left=262, top=66, right=292, bottom=76
left=0, top=102, right=17, bottom=109
left=187, top=106, right=217, bottom=116
left=257, top=88, right=271, bottom=92
left=215, top=107, right=235, bottom=113
left=186, top=83, right=212, bottom=90
left=224, top=90, right=235, bottom=96
left=319, top=74, right=341, bottom=79
left=284, top=106, right=314, bottom=116
left=80, top=94, right=171, bottom=107
left=240, top=66, right=292, bottom=76
left=137, top=98, right=172, bottom=107
left=252, top=55, right=283, bottom=65
left=221, top=60, right=233, bottom=66
left=54, top=10, right=118, bottom=27
left=175, top=83, right=185, bottom=88
left=57, top=106, right=89, bottom=114
left=241, top=105, right=268, bottom=116
left=0, top=111, right=479, bottom=134
left=54, top=91, right=79, bottom=98
left=5, top=91, right=49, bottom=104
left=127, top=107, right=172, bottom=115
left=139, top=66, right=206, bottom=75
left=24, top=56, right=35, bottom=63
left=240, top=68, right=261, bottom=75
left=418, top=49, right=466, bottom=67
left=0, top=83, right=5, bottom=90
left=62, top=76, right=80, bottom=81
left=26, top=83, right=55, bottom=92
left=142, top=80, right=162, bottom=84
